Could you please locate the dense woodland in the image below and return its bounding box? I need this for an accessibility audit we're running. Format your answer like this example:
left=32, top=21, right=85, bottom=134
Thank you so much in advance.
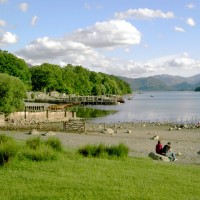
left=30, top=63, right=132, bottom=95
left=0, top=50, right=131, bottom=114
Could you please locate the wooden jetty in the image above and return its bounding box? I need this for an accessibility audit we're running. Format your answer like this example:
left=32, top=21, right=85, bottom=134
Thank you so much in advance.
left=25, top=95, right=123, bottom=106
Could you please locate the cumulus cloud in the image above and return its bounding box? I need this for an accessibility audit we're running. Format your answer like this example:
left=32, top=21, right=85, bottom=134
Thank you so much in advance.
left=0, top=31, right=18, bottom=45
left=0, top=0, right=7, bottom=4
left=143, top=53, right=200, bottom=77
left=99, top=53, right=199, bottom=78
left=16, top=34, right=200, bottom=78
left=186, top=18, right=195, bottom=26
left=19, top=2, right=28, bottom=12
left=114, top=8, right=174, bottom=20
left=174, top=26, right=185, bottom=32
left=84, top=3, right=91, bottom=10
left=0, top=19, right=6, bottom=27
left=185, top=3, right=195, bottom=9
left=16, top=19, right=141, bottom=68
left=15, top=17, right=199, bottom=78
left=69, top=20, right=141, bottom=48
left=31, top=16, right=38, bottom=26
left=16, top=36, right=100, bottom=66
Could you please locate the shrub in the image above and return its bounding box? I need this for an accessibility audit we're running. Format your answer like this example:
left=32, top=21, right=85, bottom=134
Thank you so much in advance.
left=106, top=143, right=129, bottom=157
left=0, top=139, right=19, bottom=165
left=78, top=143, right=129, bottom=158
left=0, top=134, right=13, bottom=144
left=22, top=145, right=56, bottom=161
left=45, top=137, right=63, bottom=151
left=79, top=144, right=106, bottom=157
left=26, top=137, right=41, bottom=150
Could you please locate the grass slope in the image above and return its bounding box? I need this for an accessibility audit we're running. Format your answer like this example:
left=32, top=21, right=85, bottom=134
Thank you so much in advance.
left=0, top=152, right=200, bottom=200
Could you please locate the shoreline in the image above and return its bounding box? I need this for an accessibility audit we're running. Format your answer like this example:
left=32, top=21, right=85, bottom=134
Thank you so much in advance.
left=1, top=121, right=200, bottom=165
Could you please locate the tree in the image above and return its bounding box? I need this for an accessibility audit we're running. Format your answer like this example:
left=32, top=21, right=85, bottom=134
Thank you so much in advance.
left=29, top=63, right=132, bottom=95
left=0, top=73, right=26, bottom=115
left=0, top=50, right=31, bottom=89
left=62, top=64, right=77, bottom=94
left=30, top=63, right=64, bottom=92
left=73, top=66, right=92, bottom=95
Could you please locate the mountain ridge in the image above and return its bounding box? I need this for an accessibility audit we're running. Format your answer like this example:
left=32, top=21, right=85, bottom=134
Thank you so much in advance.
left=119, top=74, right=200, bottom=91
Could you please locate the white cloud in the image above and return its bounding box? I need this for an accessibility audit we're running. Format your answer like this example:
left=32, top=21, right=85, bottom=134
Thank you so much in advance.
left=174, top=26, right=185, bottom=32
left=143, top=53, right=200, bottom=77
left=69, top=20, right=141, bottom=48
left=0, top=31, right=18, bottom=45
left=0, top=19, right=6, bottom=27
left=16, top=34, right=200, bottom=78
left=15, top=17, right=199, bottom=78
left=16, top=19, right=141, bottom=69
left=19, top=2, right=28, bottom=12
left=185, top=3, right=195, bottom=9
left=31, top=16, right=38, bottom=26
left=84, top=3, right=91, bottom=10
left=186, top=18, right=195, bottom=26
left=124, top=48, right=130, bottom=53
left=16, top=36, right=96, bottom=66
left=114, top=8, right=174, bottom=20
left=0, top=0, right=7, bottom=4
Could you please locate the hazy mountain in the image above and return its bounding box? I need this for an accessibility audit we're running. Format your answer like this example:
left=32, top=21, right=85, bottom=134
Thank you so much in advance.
left=119, top=74, right=200, bottom=91
left=154, top=74, right=186, bottom=86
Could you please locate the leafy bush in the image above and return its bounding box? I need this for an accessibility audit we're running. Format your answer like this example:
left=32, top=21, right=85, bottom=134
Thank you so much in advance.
left=0, top=134, right=13, bottom=144
left=78, top=144, right=106, bottom=157
left=45, top=137, right=63, bottom=151
left=106, top=143, right=129, bottom=157
left=0, top=138, right=19, bottom=165
left=78, top=143, right=129, bottom=158
left=22, top=145, right=56, bottom=161
left=26, top=137, right=41, bottom=150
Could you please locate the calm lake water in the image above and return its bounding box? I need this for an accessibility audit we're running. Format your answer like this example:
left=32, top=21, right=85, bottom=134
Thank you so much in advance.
left=87, top=91, right=200, bottom=124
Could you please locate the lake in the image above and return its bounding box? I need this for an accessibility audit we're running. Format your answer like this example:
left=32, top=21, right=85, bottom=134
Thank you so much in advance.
left=86, top=91, right=200, bottom=124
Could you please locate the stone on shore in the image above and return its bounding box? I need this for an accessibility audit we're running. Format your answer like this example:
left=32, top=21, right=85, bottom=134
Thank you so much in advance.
left=151, top=135, right=159, bottom=140
left=42, top=131, right=56, bottom=136
left=148, top=152, right=170, bottom=162
left=101, top=128, right=114, bottom=134
left=29, top=129, right=40, bottom=135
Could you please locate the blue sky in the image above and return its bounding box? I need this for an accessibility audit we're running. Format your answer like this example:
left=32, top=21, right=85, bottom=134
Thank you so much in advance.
left=0, top=0, right=200, bottom=78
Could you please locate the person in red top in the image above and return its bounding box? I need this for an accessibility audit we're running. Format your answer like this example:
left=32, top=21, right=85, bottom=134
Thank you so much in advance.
left=155, top=140, right=163, bottom=154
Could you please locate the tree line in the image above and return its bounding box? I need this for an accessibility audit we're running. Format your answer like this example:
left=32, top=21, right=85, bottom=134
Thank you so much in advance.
left=0, top=50, right=132, bottom=114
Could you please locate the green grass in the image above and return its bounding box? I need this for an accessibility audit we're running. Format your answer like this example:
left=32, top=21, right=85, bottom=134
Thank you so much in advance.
left=0, top=137, right=200, bottom=199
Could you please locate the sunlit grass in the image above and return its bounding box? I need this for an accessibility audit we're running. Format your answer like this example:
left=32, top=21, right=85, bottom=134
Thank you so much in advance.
left=0, top=147, right=200, bottom=199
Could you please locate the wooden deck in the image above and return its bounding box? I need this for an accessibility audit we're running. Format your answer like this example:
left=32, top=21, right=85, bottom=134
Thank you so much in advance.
left=25, top=95, right=122, bottom=105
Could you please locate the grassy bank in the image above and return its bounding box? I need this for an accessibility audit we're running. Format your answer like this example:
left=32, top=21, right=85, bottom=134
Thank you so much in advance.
left=0, top=147, right=200, bottom=199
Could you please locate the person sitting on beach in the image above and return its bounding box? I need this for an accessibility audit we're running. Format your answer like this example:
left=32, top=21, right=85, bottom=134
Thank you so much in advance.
left=161, top=142, right=177, bottom=161
left=155, top=140, right=163, bottom=154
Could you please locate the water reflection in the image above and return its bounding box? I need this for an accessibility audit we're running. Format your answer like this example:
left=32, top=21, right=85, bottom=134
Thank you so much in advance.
left=85, top=91, right=200, bottom=123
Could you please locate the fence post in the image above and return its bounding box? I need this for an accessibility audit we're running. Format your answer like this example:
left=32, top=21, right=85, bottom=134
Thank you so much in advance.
left=46, top=110, right=49, bottom=119
left=83, top=120, right=86, bottom=132
left=63, top=121, right=66, bottom=131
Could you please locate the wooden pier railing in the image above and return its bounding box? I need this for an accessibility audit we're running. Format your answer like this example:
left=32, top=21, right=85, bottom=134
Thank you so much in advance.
left=25, top=95, right=122, bottom=105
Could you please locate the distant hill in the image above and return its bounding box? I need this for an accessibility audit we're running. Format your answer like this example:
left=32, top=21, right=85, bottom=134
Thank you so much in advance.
left=119, top=74, right=200, bottom=91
